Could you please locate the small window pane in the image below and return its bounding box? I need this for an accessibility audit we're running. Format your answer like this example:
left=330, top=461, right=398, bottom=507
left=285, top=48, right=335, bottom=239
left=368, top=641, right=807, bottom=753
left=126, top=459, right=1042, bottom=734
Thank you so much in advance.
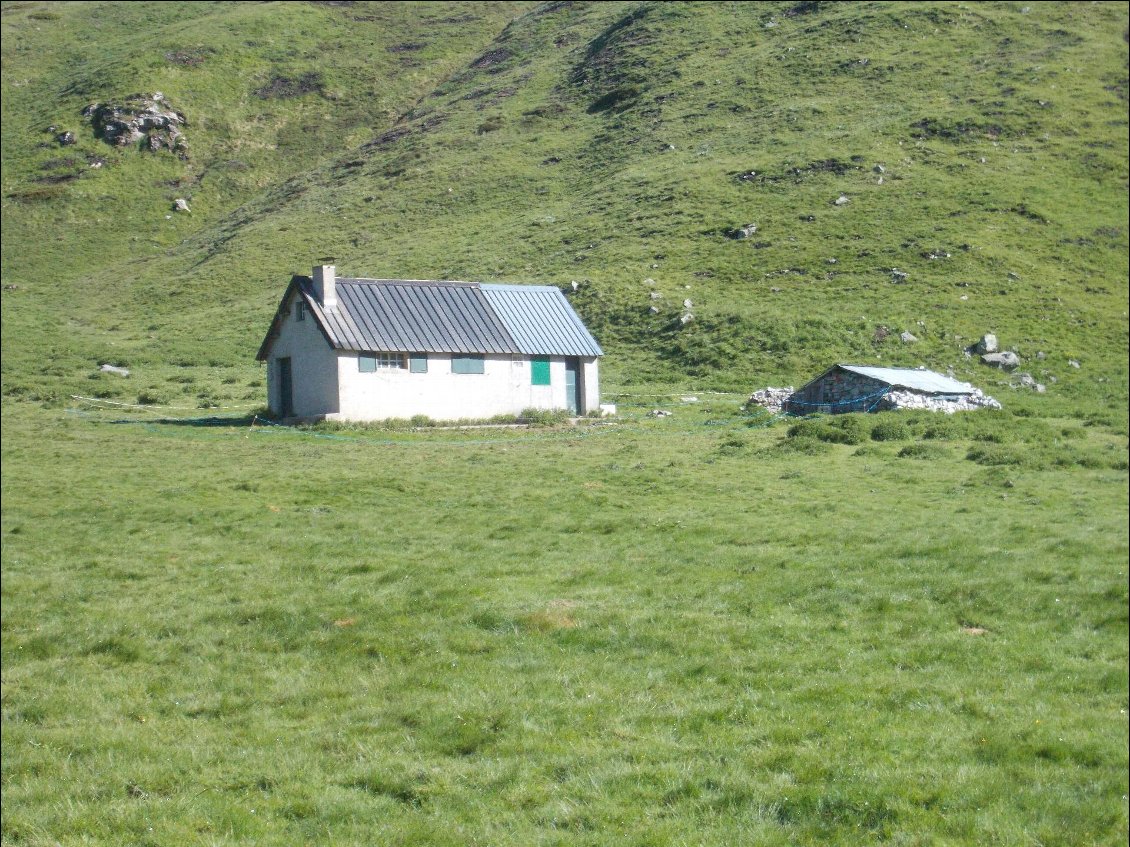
left=531, top=358, right=551, bottom=386
left=377, top=352, right=405, bottom=370
left=452, top=355, right=485, bottom=374
left=358, top=353, right=377, bottom=373
left=295, top=301, right=306, bottom=321
left=409, top=353, right=428, bottom=373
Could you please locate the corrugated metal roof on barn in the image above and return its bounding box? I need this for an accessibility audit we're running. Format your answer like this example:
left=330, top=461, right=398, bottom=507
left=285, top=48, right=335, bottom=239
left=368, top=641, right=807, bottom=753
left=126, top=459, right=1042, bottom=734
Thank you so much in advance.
left=480, top=284, right=604, bottom=357
left=837, top=365, right=974, bottom=394
left=330, top=279, right=519, bottom=354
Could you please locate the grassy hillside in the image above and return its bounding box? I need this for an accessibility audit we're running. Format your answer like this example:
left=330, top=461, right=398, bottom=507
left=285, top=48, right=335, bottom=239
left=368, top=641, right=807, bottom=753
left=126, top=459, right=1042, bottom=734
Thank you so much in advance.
left=3, top=0, right=1127, bottom=419
left=1, top=2, right=1128, bottom=845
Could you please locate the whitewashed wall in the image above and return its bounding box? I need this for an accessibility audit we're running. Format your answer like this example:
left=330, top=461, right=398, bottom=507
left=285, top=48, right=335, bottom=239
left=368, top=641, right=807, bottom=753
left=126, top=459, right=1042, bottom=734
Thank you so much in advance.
left=333, top=353, right=600, bottom=422
left=266, top=293, right=340, bottom=418
left=581, top=358, right=600, bottom=414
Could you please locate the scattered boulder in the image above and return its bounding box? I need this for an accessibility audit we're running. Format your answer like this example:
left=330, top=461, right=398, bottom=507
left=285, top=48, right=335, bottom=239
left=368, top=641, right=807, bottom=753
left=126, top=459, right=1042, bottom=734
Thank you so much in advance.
left=649, top=409, right=672, bottom=418
left=100, top=364, right=130, bottom=377
left=873, top=164, right=885, bottom=174
left=649, top=291, right=662, bottom=300
left=975, top=333, right=998, bottom=354
left=1068, top=359, right=1081, bottom=369
left=899, top=331, right=918, bottom=343
left=679, top=313, right=694, bottom=325
left=833, top=194, right=851, bottom=206
left=1014, top=373, right=1046, bottom=392
left=173, top=198, right=190, bottom=212
left=682, top=298, right=693, bottom=309
left=56, top=131, right=76, bottom=146
left=981, top=351, right=1020, bottom=370
left=891, top=268, right=909, bottom=283
left=648, top=305, right=660, bottom=314
left=728, top=224, right=758, bottom=239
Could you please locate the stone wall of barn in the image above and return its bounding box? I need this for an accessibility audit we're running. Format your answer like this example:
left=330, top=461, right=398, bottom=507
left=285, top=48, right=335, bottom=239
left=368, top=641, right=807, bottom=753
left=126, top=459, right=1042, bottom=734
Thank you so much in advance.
left=785, top=368, right=890, bottom=415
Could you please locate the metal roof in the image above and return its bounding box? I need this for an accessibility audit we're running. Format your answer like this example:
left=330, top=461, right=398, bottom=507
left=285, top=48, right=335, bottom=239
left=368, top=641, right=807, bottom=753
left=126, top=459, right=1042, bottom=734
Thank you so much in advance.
left=837, top=364, right=975, bottom=394
left=481, top=284, right=603, bottom=357
left=328, top=279, right=517, bottom=354
left=259, top=277, right=602, bottom=358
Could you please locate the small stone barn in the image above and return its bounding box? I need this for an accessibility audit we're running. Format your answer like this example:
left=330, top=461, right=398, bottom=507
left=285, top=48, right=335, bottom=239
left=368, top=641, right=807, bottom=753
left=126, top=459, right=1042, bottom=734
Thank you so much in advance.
left=256, top=265, right=603, bottom=422
left=785, top=364, right=999, bottom=415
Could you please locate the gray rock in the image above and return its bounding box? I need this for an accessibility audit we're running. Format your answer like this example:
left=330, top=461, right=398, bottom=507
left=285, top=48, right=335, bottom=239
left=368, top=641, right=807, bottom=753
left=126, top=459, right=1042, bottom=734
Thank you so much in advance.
left=834, top=194, right=850, bottom=206
left=1036, top=351, right=1046, bottom=360
left=682, top=298, right=693, bottom=309
left=84, top=94, right=187, bottom=156
left=648, top=305, right=660, bottom=314
left=899, top=331, right=918, bottom=343
left=891, top=269, right=909, bottom=283
left=975, top=333, right=998, bottom=354
left=100, top=364, right=130, bottom=377
left=873, top=164, right=886, bottom=174
left=173, top=198, right=190, bottom=212
left=770, top=287, right=782, bottom=293
left=729, top=224, right=758, bottom=239
left=649, top=291, right=662, bottom=300
left=57, top=131, right=76, bottom=146
left=981, top=351, right=1020, bottom=370
left=679, top=313, right=694, bottom=325
left=1068, top=359, right=1080, bottom=369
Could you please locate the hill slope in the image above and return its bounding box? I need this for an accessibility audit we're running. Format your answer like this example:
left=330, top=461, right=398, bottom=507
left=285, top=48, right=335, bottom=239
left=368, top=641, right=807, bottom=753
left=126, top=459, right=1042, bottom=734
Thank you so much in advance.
left=2, top=0, right=1127, bottom=419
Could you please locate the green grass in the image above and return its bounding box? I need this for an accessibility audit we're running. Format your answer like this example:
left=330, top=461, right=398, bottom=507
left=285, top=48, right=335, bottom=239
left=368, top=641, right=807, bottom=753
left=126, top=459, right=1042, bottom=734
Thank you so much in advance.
left=2, top=1, right=1128, bottom=843
left=2, top=398, right=1127, bottom=844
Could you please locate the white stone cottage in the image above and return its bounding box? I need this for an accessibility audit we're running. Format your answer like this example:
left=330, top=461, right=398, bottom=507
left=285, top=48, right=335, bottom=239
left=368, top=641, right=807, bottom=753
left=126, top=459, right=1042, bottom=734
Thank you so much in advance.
left=256, top=266, right=603, bottom=421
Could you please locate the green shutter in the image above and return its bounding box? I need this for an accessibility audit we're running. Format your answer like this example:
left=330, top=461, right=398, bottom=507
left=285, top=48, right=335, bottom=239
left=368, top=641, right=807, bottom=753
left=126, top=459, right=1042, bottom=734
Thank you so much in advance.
left=531, top=358, right=551, bottom=385
left=452, top=355, right=485, bottom=374
left=409, top=353, right=428, bottom=373
left=358, top=353, right=377, bottom=373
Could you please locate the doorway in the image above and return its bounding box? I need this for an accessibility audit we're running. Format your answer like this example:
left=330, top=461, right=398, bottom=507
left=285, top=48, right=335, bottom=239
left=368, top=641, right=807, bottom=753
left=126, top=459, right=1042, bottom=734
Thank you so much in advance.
left=564, top=358, right=583, bottom=415
left=277, top=357, right=293, bottom=417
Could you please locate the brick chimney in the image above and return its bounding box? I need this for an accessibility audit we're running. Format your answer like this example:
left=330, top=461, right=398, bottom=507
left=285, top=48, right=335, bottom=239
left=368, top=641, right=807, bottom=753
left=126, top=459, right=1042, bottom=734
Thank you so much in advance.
left=312, top=264, right=337, bottom=309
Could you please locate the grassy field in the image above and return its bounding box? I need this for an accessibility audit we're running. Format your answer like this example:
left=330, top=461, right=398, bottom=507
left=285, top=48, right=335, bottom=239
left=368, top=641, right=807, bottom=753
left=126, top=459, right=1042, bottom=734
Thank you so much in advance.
left=2, top=1, right=1128, bottom=844
left=2, top=397, right=1127, bottom=845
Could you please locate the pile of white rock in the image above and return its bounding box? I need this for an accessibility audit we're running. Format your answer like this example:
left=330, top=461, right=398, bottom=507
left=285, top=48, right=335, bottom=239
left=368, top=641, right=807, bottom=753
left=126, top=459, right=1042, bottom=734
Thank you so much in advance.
left=883, top=388, right=1001, bottom=414
left=745, top=386, right=795, bottom=414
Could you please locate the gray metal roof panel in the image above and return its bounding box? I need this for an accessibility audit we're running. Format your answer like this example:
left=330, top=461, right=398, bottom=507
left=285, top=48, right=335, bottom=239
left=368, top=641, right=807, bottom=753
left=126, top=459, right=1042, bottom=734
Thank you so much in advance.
left=480, top=284, right=603, bottom=357
left=838, top=365, right=974, bottom=394
left=333, top=280, right=518, bottom=354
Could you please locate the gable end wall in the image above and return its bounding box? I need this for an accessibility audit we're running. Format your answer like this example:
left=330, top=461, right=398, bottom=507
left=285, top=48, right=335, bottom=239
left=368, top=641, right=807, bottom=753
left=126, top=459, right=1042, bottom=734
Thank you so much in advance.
left=266, top=291, right=340, bottom=417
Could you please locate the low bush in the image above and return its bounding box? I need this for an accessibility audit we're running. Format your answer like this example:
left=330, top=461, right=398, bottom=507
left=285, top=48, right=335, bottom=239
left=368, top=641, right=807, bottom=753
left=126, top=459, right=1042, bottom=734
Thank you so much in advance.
left=787, top=414, right=870, bottom=445
left=520, top=408, right=571, bottom=427
left=871, top=418, right=911, bottom=442
left=898, top=443, right=950, bottom=460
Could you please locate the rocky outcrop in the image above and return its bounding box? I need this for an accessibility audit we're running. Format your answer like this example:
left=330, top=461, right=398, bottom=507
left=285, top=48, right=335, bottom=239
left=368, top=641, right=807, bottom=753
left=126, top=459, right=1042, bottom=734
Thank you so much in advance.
left=83, top=93, right=187, bottom=157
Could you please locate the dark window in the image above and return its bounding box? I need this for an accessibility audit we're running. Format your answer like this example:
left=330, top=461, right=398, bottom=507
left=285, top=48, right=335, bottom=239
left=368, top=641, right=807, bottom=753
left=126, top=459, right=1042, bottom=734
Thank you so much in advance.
left=295, top=301, right=306, bottom=321
left=452, top=354, right=485, bottom=374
